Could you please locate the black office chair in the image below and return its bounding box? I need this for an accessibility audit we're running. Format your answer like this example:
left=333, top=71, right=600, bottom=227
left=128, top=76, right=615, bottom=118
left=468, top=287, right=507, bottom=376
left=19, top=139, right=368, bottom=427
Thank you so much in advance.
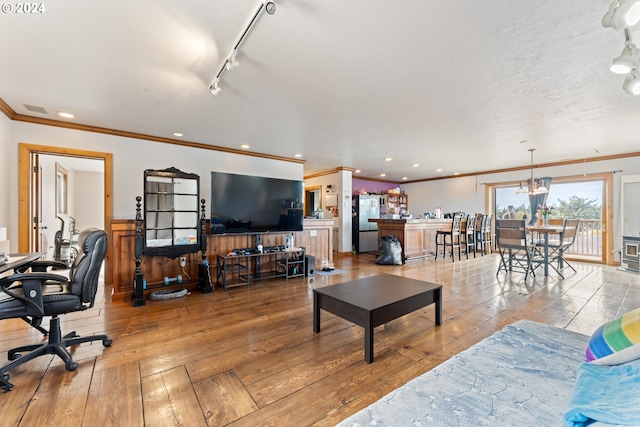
left=14, top=259, right=69, bottom=336
left=0, top=228, right=111, bottom=392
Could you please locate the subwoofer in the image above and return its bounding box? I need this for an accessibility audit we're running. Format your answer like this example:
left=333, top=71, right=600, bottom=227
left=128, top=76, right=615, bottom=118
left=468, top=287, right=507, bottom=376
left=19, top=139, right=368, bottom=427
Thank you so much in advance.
left=305, top=255, right=315, bottom=277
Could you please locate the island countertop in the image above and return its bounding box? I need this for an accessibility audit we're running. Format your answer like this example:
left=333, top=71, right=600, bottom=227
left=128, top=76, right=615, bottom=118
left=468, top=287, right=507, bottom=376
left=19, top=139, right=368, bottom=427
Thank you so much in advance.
left=369, top=218, right=452, bottom=224
left=369, top=218, right=452, bottom=260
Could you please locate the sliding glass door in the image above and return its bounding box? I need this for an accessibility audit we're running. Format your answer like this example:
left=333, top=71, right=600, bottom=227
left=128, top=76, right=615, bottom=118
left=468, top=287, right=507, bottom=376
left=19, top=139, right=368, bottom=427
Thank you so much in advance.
left=493, top=174, right=609, bottom=263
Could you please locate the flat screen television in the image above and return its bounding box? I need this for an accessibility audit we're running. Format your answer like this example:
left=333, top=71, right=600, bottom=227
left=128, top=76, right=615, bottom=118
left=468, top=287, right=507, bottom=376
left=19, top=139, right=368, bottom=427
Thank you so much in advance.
left=210, top=172, right=304, bottom=234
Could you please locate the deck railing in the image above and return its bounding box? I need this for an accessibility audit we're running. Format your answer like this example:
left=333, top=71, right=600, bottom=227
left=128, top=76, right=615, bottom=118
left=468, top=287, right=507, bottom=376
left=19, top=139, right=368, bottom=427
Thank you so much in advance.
left=531, top=218, right=602, bottom=258
left=565, top=219, right=602, bottom=257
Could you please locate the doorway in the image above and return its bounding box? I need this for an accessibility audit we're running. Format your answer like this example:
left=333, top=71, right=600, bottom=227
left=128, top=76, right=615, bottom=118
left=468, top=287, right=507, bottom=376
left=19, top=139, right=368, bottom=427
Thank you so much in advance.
left=18, top=143, right=114, bottom=281
left=305, top=185, right=321, bottom=217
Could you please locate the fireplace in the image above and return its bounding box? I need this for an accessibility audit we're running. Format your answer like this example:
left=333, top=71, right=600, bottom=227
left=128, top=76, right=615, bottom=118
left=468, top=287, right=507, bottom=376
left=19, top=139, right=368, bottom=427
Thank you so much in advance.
left=622, top=235, right=640, bottom=273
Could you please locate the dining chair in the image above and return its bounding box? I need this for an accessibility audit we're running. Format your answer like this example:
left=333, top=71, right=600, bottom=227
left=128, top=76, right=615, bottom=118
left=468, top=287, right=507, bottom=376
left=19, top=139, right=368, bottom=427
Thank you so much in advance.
left=495, top=219, right=538, bottom=280
left=534, top=219, right=580, bottom=278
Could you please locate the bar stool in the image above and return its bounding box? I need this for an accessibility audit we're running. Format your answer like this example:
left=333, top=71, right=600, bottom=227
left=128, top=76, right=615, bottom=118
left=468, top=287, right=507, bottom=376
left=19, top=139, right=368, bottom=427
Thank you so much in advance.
left=435, top=214, right=463, bottom=262
left=482, top=214, right=493, bottom=254
left=463, top=214, right=477, bottom=258
left=473, top=213, right=484, bottom=255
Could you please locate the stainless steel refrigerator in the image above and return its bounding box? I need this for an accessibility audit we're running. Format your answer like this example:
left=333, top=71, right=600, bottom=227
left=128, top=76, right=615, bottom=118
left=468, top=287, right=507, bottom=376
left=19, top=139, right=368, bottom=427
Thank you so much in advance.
left=352, top=195, right=380, bottom=253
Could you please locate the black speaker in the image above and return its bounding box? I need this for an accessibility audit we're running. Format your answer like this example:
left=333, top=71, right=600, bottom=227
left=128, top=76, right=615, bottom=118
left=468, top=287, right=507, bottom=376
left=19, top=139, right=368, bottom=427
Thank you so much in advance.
left=305, top=255, right=315, bottom=277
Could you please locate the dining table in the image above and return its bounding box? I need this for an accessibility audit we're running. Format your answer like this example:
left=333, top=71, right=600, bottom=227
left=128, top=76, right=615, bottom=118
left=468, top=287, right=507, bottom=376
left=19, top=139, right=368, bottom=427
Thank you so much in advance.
left=527, top=225, right=573, bottom=277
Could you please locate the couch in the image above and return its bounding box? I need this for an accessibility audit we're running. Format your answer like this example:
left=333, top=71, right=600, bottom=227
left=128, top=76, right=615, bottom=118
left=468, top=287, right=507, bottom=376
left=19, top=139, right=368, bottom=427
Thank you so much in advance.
left=336, top=319, right=640, bottom=427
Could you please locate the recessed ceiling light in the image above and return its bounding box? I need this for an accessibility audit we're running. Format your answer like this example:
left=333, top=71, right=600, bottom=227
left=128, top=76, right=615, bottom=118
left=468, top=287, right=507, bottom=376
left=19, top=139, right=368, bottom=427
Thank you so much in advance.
left=384, top=157, right=392, bottom=162
left=58, top=112, right=74, bottom=119
left=294, top=153, right=302, bottom=158
left=380, top=173, right=386, bottom=177
left=240, top=144, right=250, bottom=149
left=173, top=132, right=184, bottom=137
left=453, top=172, right=460, bottom=175
left=436, top=168, right=443, bottom=172
left=412, top=163, right=420, bottom=168
left=355, top=169, right=361, bottom=173
left=402, top=177, right=408, bottom=180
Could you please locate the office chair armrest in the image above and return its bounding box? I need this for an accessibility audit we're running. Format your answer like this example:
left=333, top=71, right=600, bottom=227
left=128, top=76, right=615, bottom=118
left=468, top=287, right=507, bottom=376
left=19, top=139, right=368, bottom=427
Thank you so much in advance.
left=14, top=260, right=69, bottom=273
left=0, top=273, right=69, bottom=316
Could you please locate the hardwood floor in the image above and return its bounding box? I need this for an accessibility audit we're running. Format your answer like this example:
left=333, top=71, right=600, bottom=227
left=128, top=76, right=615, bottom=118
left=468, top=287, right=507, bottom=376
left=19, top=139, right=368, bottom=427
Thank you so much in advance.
left=1, top=252, right=638, bottom=426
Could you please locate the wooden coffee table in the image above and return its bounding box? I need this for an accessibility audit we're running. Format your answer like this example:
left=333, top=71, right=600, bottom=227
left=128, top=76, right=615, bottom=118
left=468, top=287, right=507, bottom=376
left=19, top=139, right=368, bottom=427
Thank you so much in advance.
left=313, top=274, right=442, bottom=363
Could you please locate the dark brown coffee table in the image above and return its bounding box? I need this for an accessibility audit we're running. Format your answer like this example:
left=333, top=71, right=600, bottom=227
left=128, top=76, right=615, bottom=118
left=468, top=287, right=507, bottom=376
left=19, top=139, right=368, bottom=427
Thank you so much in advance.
left=313, top=274, right=442, bottom=363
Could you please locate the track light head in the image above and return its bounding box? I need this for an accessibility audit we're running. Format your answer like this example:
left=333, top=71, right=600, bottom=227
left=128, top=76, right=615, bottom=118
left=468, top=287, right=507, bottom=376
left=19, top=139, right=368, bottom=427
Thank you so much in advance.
left=209, top=79, right=221, bottom=96
left=603, top=0, right=640, bottom=29
left=623, top=69, right=640, bottom=94
left=611, top=44, right=639, bottom=74
left=226, top=50, right=240, bottom=70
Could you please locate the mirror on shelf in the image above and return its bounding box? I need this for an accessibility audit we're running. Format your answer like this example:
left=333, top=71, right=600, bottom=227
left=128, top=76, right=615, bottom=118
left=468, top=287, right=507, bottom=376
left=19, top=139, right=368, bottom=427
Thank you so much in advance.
left=143, top=167, right=201, bottom=258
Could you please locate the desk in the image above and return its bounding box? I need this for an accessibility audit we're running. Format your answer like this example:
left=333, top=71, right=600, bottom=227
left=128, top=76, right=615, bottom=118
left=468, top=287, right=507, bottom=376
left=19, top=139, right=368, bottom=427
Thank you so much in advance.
left=0, top=252, right=46, bottom=276
left=527, top=226, right=567, bottom=277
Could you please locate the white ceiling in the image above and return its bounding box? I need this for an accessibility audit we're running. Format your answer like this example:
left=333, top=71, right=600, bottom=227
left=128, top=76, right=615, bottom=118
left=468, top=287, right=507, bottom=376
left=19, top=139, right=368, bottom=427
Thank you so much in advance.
left=1, top=0, right=639, bottom=182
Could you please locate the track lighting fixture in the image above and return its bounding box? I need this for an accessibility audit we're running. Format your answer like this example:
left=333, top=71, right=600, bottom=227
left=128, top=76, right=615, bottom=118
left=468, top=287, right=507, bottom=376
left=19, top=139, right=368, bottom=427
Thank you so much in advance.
left=602, top=0, right=640, bottom=29
left=604, top=21, right=640, bottom=94
left=209, top=79, right=221, bottom=96
left=208, top=1, right=275, bottom=97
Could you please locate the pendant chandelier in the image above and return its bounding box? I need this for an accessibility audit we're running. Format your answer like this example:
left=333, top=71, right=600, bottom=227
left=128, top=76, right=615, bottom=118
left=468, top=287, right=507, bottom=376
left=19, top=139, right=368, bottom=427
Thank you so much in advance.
left=515, top=149, right=549, bottom=195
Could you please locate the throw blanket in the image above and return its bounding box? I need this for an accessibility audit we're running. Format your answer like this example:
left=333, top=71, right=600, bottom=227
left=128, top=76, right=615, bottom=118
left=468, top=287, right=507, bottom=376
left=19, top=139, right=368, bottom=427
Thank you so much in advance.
left=336, top=320, right=590, bottom=427
left=564, top=358, right=640, bottom=427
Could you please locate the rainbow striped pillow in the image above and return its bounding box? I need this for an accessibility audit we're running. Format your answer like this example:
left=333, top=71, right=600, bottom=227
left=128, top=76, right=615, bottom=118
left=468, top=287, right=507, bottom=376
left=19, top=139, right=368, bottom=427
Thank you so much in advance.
left=586, top=307, right=640, bottom=365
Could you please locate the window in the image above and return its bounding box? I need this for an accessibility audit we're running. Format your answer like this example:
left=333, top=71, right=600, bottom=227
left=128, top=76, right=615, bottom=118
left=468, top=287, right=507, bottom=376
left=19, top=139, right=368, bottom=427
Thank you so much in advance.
left=56, top=163, right=68, bottom=216
left=492, top=175, right=609, bottom=262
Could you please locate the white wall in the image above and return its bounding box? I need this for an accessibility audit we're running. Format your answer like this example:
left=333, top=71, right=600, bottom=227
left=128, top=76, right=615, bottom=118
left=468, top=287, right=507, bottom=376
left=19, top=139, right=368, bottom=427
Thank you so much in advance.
left=73, top=170, right=104, bottom=230
left=402, top=156, right=640, bottom=257
left=4, top=121, right=304, bottom=245
left=305, top=170, right=353, bottom=253
left=0, top=113, right=11, bottom=248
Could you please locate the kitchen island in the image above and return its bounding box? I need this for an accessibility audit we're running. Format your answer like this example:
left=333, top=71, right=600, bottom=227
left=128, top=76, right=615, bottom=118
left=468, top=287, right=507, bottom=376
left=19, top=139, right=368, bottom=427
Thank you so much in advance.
left=369, top=218, right=452, bottom=261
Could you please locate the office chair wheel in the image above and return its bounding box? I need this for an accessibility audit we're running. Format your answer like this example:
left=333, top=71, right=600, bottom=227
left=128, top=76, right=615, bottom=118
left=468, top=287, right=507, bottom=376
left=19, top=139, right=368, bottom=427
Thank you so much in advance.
left=103, top=338, right=112, bottom=347
left=1, top=374, right=13, bottom=393
left=66, top=361, right=79, bottom=371
left=8, top=351, right=21, bottom=361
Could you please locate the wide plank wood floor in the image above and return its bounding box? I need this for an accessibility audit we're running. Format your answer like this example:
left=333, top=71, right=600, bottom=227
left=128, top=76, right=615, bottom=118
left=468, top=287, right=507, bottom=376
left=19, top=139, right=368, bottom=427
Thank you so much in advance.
left=1, top=252, right=639, bottom=426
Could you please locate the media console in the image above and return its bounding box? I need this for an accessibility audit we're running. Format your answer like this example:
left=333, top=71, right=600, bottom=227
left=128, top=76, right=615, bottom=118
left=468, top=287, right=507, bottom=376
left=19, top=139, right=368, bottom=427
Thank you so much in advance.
left=216, top=247, right=305, bottom=291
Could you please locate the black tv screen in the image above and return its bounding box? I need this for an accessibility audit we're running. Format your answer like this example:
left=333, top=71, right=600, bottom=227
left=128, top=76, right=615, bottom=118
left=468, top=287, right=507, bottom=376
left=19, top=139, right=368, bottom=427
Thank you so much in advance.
left=210, top=172, right=304, bottom=234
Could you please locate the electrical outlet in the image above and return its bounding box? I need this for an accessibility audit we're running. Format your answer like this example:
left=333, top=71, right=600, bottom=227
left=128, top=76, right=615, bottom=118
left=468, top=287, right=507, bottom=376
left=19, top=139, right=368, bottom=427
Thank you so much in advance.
left=179, top=257, right=186, bottom=267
